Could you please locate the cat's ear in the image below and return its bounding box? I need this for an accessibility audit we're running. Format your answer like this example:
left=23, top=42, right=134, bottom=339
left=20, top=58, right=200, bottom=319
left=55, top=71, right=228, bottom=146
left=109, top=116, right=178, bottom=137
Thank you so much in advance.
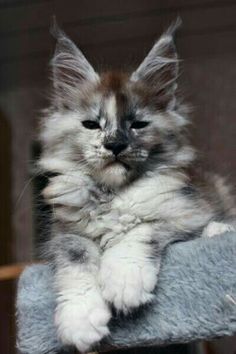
left=50, top=23, right=99, bottom=107
left=131, top=20, right=180, bottom=108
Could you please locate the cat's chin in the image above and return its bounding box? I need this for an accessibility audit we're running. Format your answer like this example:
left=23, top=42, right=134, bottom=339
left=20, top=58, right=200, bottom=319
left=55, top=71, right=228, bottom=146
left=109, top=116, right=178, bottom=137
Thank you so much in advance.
left=96, top=162, right=130, bottom=187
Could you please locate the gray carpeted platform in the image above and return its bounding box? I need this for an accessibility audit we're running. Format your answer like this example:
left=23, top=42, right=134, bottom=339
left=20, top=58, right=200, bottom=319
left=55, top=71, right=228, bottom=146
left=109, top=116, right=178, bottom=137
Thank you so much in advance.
left=16, top=232, right=236, bottom=354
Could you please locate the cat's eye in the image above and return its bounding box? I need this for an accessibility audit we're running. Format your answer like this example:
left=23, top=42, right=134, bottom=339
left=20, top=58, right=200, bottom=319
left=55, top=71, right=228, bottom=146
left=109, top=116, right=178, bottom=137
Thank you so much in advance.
left=131, top=121, right=150, bottom=129
left=82, top=120, right=100, bottom=130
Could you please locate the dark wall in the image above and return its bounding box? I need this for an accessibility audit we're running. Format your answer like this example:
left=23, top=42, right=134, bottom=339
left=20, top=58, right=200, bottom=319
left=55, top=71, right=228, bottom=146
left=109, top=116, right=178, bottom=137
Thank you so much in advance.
left=1, top=1, right=236, bottom=87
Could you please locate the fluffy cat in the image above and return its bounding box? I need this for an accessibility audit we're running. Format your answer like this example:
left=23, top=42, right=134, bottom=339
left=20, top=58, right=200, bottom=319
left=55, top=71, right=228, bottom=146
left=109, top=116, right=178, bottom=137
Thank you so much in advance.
left=39, top=23, right=235, bottom=352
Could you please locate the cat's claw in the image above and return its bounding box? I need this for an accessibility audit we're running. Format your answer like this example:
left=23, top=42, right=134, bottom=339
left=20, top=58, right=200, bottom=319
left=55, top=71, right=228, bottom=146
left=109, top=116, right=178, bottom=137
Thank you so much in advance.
left=55, top=292, right=111, bottom=352
left=99, top=255, right=158, bottom=313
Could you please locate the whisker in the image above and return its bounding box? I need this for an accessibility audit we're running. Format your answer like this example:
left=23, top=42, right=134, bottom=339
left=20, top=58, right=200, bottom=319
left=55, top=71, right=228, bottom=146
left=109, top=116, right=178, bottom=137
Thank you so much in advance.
left=14, top=170, right=47, bottom=211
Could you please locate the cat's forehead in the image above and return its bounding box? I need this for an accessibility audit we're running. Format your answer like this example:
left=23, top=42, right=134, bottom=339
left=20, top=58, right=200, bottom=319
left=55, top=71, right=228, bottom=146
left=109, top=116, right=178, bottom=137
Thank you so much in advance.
left=97, top=71, right=133, bottom=121
left=97, top=71, right=155, bottom=113
left=99, top=71, right=131, bottom=107
left=99, top=71, right=129, bottom=92
left=80, top=70, right=153, bottom=117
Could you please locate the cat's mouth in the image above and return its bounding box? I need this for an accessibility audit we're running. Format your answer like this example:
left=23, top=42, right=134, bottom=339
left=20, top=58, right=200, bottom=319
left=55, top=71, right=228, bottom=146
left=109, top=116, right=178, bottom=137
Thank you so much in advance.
left=104, top=158, right=130, bottom=170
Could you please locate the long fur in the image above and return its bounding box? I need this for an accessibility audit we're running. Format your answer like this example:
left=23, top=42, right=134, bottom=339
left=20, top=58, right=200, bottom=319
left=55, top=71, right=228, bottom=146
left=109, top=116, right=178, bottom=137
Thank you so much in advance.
left=39, top=22, right=235, bottom=352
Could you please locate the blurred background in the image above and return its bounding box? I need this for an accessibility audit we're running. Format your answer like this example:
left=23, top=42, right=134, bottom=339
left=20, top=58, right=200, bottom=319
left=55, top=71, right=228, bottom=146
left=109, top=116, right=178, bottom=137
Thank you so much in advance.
left=0, top=0, right=235, bottom=353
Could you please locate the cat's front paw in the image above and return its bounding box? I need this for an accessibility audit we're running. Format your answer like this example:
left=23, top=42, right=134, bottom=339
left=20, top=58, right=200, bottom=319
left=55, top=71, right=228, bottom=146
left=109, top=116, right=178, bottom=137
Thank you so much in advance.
left=55, top=290, right=111, bottom=352
left=99, top=254, right=158, bottom=313
left=202, top=221, right=235, bottom=238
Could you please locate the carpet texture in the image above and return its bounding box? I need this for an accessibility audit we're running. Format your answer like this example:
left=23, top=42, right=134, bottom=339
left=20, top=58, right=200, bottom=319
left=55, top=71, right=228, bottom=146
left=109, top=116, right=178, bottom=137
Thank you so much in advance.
left=16, top=232, right=236, bottom=354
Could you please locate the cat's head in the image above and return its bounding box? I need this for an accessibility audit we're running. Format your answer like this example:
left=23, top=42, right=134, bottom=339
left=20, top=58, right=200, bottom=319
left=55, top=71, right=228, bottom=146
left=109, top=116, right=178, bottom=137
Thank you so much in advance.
left=40, top=22, right=194, bottom=188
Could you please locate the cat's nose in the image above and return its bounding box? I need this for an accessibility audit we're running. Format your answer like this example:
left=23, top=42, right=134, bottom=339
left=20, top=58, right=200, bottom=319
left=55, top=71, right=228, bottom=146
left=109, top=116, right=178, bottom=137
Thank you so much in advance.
left=104, top=142, right=128, bottom=156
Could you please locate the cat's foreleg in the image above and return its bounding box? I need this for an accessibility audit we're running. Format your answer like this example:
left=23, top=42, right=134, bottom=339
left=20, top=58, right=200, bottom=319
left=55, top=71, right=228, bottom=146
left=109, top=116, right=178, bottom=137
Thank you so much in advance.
left=48, top=234, right=111, bottom=352
left=99, top=224, right=160, bottom=313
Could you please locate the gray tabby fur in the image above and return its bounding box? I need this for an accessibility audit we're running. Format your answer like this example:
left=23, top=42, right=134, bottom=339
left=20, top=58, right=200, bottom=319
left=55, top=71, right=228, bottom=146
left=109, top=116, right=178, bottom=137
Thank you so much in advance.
left=36, top=21, right=236, bottom=352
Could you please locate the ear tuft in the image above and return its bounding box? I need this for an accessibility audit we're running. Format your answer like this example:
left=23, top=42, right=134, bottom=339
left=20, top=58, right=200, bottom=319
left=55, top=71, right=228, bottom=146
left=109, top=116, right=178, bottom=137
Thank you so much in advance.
left=50, top=20, right=99, bottom=107
left=165, top=16, right=182, bottom=37
left=131, top=19, right=181, bottom=104
left=50, top=15, right=63, bottom=41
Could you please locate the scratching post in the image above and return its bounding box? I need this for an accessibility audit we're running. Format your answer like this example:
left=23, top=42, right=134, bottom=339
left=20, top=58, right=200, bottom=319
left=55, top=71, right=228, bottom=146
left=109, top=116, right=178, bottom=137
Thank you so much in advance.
left=17, top=232, right=236, bottom=354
